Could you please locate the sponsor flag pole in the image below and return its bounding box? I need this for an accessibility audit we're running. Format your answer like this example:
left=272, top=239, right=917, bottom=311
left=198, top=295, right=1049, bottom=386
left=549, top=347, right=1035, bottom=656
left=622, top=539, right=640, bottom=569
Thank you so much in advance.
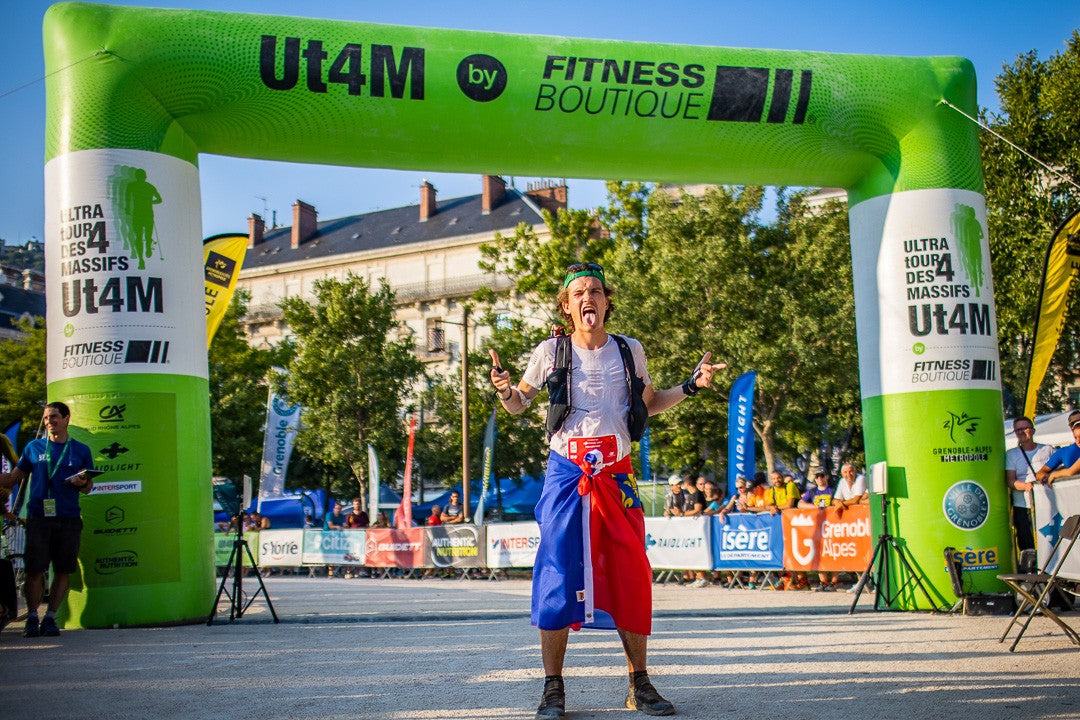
left=1023, top=209, right=1080, bottom=418
left=475, top=408, right=497, bottom=525
left=257, top=385, right=301, bottom=510
left=727, top=371, right=757, bottom=498
left=367, top=443, right=380, bottom=517
left=396, top=415, right=416, bottom=529
left=202, top=233, right=249, bottom=347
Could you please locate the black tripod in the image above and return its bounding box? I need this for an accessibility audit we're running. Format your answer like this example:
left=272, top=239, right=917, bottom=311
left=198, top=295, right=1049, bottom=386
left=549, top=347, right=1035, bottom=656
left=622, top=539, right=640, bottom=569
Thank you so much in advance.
left=849, top=495, right=941, bottom=613
left=207, top=511, right=279, bottom=624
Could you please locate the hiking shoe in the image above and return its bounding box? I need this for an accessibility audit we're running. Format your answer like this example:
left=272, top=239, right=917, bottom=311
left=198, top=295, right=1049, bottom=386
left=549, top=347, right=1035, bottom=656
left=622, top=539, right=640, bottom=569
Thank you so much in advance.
left=535, top=675, right=565, bottom=719
left=627, top=673, right=675, bottom=716
left=40, top=616, right=60, bottom=637
left=23, top=616, right=40, bottom=638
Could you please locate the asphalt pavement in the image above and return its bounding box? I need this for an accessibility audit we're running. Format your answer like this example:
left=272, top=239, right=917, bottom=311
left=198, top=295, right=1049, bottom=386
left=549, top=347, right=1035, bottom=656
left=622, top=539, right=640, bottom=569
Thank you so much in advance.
left=1, top=576, right=1078, bottom=719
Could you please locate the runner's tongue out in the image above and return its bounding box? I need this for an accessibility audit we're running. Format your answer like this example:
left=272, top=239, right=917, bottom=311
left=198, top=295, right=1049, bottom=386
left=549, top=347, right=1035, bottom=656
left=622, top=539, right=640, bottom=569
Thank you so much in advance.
left=581, top=307, right=597, bottom=328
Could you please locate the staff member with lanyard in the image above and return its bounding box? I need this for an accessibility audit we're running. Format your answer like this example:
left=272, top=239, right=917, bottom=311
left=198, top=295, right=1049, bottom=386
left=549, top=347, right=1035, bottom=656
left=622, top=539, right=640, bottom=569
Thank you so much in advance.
left=1004, top=415, right=1054, bottom=554
left=0, top=402, right=96, bottom=637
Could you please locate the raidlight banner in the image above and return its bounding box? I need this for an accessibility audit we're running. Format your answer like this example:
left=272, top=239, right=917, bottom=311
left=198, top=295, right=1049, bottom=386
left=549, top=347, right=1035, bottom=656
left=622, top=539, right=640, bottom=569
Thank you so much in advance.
left=727, top=371, right=756, bottom=497
left=257, top=530, right=303, bottom=567
left=711, top=512, right=783, bottom=570
left=258, top=389, right=300, bottom=502
left=643, top=517, right=712, bottom=570
left=1024, top=210, right=1080, bottom=418
left=485, top=522, right=541, bottom=568
left=203, top=233, right=248, bottom=347
left=364, top=527, right=427, bottom=568
left=1033, top=477, right=1080, bottom=580
left=640, top=426, right=652, bottom=486
left=428, top=525, right=484, bottom=568
left=782, top=506, right=872, bottom=572
left=46, top=3, right=997, bottom=616
left=475, top=409, right=497, bottom=525
left=302, top=529, right=366, bottom=566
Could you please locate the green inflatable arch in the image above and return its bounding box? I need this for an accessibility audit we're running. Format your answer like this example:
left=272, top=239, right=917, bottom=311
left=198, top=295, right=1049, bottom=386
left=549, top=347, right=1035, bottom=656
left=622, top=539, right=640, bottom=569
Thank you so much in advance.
left=44, top=2, right=1008, bottom=625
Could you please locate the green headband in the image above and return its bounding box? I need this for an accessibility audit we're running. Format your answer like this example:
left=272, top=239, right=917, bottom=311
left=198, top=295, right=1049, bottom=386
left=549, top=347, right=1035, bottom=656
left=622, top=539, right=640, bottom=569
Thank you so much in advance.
left=563, top=269, right=606, bottom=288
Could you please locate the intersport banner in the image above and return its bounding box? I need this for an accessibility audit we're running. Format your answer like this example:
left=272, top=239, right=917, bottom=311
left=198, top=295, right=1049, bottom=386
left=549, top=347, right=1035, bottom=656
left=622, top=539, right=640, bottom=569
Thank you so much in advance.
left=711, top=512, right=784, bottom=570
left=45, top=4, right=997, bottom=618
left=644, top=517, right=712, bottom=570
left=485, top=522, right=542, bottom=568
left=258, top=389, right=300, bottom=502
left=727, top=371, right=756, bottom=497
left=783, top=506, right=872, bottom=572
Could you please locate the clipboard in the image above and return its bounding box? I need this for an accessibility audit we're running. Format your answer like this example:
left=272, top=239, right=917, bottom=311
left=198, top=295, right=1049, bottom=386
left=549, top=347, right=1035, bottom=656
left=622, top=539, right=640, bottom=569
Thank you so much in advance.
left=65, top=469, right=106, bottom=484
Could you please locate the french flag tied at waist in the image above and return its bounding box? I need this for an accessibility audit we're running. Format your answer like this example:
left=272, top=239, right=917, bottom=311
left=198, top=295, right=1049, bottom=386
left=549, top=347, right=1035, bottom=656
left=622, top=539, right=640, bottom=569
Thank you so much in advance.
left=531, top=450, right=653, bottom=635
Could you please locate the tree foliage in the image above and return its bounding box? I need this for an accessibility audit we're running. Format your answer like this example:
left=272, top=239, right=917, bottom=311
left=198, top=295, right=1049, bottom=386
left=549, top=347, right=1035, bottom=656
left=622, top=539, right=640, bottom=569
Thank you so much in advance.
left=277, top=274, right=423, bottom=501
left=207, top=290, right=282, bottom=481
left=0, top=316, right=47, bottom=447
left=982, top=30, right=1080, bottom=414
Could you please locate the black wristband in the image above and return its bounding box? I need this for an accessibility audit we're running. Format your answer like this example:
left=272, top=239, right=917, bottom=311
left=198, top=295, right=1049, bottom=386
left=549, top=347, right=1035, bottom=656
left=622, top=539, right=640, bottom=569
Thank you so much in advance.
left=682, top=378, right=699, bottom=396
left=498, top=387, right=513, bottom=402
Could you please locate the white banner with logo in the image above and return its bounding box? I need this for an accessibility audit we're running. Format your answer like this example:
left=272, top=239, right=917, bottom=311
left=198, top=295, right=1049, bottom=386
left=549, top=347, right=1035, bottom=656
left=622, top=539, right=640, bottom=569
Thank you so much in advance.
left=258, top=388, right=301, bottom=501
left=45, top=149, right=206, bottom=380
left=1033, top=476, right=1080, bottom=580
left=485, top=521, right=542, bottom=568
left=257, top=530, right=304, bottom=566
left=643, top=516, right=712, bottom=570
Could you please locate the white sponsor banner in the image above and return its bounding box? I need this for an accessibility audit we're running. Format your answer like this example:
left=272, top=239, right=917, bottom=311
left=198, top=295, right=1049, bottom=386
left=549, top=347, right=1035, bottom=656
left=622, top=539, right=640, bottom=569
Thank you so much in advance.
left=849, top=189, right=999, bottom=397
left=258, top=390, right=301, bottom=501
left=45, top=149, right=206, bottom=381
left=89, top=480, right=143, bottom=495
left=485, top=521, right=541, bottom=568
left=1033, top=476, right=1080, bottom=581
left=257, top=529, right=304, bottom=566
left=644, top=516, right=711, bottom=570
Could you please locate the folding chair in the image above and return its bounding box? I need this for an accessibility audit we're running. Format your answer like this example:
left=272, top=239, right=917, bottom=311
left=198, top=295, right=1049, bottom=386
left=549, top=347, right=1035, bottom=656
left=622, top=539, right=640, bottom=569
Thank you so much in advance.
left=997, top=514, right=1080, bottom=652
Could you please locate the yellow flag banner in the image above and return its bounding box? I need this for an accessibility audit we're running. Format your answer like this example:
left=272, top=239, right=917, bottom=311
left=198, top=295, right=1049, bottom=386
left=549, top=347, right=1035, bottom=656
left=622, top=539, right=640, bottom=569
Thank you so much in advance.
left=203, top=233, right=249, bottom=347
left=1025, top=209, right=1080, bottom=418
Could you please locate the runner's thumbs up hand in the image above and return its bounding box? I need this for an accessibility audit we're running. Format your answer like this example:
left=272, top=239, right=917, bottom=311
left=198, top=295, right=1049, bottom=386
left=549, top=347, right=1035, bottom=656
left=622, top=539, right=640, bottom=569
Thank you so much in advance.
left=489, top=349, right=511, bottom=396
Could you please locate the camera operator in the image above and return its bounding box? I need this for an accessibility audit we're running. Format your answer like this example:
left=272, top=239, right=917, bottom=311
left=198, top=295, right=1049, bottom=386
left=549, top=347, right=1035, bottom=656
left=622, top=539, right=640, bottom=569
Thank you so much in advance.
left=0, top=402, right=95, bottom=637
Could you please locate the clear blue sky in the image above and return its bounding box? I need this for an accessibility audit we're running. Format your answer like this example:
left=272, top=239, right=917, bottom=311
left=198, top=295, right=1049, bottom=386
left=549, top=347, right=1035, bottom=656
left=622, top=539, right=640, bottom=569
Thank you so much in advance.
left=1, top=1, right=1077, bottom=244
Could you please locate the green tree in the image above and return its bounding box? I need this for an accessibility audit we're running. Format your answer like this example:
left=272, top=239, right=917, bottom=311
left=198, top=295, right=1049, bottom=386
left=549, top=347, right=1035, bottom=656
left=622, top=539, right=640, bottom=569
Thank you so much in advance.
left=982, top=31, right=1080, bottom=414
left=278, top=273, right=423, bottom=503
left=0, top=316, right=47, bottom=447
left=207, top=290, right=281, bottom=481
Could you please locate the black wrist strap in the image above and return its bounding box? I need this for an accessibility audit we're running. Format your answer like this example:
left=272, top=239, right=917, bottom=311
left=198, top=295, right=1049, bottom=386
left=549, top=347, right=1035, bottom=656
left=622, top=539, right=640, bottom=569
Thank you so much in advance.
left=682, top=378, right=699, bottom=396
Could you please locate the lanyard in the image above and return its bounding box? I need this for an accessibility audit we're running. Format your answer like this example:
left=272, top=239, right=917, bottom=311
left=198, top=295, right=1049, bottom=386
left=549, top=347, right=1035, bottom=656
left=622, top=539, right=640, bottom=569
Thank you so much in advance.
left=45, top=439, right=71, bottom=481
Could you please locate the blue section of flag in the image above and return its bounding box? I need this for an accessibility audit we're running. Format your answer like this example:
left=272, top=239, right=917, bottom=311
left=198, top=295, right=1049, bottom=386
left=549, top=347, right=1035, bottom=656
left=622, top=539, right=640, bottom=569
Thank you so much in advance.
left=727, top=371, right=757, bottom=497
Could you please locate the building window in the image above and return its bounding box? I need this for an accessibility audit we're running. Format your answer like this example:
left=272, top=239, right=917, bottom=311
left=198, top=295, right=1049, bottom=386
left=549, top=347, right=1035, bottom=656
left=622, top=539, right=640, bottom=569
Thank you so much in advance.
left=427, top=318, right=445, bottom=353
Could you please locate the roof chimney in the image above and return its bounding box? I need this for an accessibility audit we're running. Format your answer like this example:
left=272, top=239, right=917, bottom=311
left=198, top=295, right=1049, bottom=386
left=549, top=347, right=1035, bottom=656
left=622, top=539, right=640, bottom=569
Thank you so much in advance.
left=291, top=200, right=317, bottom=248
left=248, top=213, right=265, bottom=248
left=524, top=179, right=569, bottom=214
left=482, top=175, right=507, bottom=215
left=419, top=180, right=437, bottom=222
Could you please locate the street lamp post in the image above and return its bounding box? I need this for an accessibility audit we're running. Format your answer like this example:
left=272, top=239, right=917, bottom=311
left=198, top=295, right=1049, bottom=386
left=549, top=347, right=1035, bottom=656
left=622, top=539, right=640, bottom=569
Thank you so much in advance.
left=460, top=305, right=470, bottom=521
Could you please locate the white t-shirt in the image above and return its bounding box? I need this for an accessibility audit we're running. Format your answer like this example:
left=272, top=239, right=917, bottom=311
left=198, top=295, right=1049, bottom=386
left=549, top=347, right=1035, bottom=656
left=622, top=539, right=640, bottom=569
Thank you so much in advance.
left=522, top=334, right=650, bottom=460
left=834, top=474, right=867, bottom=502
left=1004, top=443, right=1053, bottom=508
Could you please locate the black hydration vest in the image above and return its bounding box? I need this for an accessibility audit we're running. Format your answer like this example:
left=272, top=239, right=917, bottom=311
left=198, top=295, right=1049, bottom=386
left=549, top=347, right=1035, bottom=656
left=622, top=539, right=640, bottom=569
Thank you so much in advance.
left=545, top=333, right=649, bottom=442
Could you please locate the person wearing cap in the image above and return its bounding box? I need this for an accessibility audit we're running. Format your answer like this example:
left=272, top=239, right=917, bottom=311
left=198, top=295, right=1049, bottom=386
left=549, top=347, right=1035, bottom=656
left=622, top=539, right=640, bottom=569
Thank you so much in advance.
left=1005, top=416, right=1054, bottom=552
left=489, top=261, right=725, bottom=719
left=1036, top=410, right=1080, bottom=485
left=798, top=469, right=834, bottom=509
left=662, top=474, right=685, bottom=517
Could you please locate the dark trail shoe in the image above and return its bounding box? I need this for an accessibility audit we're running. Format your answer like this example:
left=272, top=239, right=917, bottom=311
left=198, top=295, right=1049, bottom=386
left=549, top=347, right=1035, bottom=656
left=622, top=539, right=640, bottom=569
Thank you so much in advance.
left=23, top=616, right=40, bottom=638
left=40, top=616, right=60, bottom=637
left=626, top=671, right=675, bottom=716
left=535, top=675, right=565, bottom=719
